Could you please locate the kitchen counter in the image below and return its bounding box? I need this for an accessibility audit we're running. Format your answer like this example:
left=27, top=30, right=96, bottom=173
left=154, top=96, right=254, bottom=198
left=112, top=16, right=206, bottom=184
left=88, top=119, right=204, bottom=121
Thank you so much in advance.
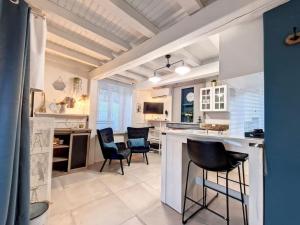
left=160, top=129, right=264, bottom=225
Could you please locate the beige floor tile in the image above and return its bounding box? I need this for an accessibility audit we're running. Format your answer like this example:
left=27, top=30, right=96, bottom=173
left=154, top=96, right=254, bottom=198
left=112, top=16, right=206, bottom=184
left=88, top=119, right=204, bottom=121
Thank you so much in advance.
left=187, top=194, right=246, bottom=225
left=49, top=189, right=72, bottom=216
left=48, top=212, right=75, bottom=225
left=99, top=173, right=141, bottom=193
left=138, top=203, right=183, bottom=225
left=64, top=179, right=111, bottom=209
left=51, top=177, right=63, bottom=191
left=121, top=217, right=145, bottom=225
left=139, top=182, right=160, bottom=199
left=58, top=172, right=98, bottom=188
left=127, top=166, right=161, bottom=182
left=115, top=183, right=160, bottom=214
left=72, top=195, right=134, bottom=225
left=143, top=175, right=161, bottom=190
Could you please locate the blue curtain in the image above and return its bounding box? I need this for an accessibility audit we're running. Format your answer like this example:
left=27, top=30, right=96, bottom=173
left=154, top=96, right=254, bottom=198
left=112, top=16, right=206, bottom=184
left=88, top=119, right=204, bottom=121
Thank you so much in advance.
left=0, top=1, right=30, bottom=225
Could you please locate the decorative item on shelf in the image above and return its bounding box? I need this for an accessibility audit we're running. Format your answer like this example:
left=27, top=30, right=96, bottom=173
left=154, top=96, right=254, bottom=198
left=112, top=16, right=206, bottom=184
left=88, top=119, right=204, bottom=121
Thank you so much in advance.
left=64, top=97, right=75, bottom=108
left=73, top=77, right=82, bottom=96
left=77, top=94, right=89, bottom=114
left=49, top=102, right=58, bottom=113
left=37, top=92, right=46, bottom=113
left=198, top=116, right=202, bottom=124
left=52, top=76, right=66, bottom=91
left=149, top=55, right=191, bottom=83
left=53, top=138, right=60, bottom=146
left=211, top=79, right=218, bottom=87
left=285, top=27, right=300, bottom=46
left=57, top=102, right=66, bottom=114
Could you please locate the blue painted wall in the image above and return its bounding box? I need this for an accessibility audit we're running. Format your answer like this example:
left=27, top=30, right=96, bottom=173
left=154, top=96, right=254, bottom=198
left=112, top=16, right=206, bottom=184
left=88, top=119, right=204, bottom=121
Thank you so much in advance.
left=264, top=1, right=300, bottom=224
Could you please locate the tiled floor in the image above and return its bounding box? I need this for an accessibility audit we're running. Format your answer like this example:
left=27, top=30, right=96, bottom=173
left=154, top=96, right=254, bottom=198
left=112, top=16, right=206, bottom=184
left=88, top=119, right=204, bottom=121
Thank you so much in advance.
left=49, top=153, right=247, bottom=225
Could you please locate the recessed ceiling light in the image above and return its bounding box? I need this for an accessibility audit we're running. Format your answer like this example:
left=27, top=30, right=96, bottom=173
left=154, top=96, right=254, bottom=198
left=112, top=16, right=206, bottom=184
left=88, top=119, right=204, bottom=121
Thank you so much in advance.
left=175, top=65, right=191, bottom=75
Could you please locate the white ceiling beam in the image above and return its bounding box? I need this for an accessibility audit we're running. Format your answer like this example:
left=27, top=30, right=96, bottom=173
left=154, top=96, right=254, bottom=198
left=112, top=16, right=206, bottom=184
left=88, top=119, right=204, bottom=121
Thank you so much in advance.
left=176, top=48, right=201, bottom=67
left=135, top=61, right=219, bottom=89
left=47, top=24, right=113, bottom=60
left=174, top=0, right=204, bottom=15
left=129, top=66, right=153, bottom=77
left=119, top=71, right=147, bottom=82
left=46, top=41, right=102, bottom=67
left=109, top=75, right=136, bottom=85
left=101, top=0, right=159, bottom=37
left=89, top=0, right=287, bottom=80
left=27, top=0, right=130, bottom=51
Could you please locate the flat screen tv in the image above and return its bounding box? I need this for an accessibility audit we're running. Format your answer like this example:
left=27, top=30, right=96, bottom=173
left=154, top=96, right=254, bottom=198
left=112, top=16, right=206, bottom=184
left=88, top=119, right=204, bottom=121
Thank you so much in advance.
left=143, top=102, right=164, bottom=114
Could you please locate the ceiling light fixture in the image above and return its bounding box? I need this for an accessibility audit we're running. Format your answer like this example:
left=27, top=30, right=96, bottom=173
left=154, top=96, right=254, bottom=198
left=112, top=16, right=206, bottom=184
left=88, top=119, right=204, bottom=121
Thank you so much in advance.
left=175, top=61, right=191, bottom=75
left=148, top=72, right=161, bottom=83
left=150, top=55, right=190, bottom=83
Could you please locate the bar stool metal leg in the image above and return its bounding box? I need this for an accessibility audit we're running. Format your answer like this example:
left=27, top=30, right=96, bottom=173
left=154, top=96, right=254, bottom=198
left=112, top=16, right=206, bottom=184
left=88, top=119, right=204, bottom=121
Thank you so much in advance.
left=226, top=172, right=230, bottom=225
left=238, top=166, right=247, bottom=225
left=242, top=162, right=248, bottom=224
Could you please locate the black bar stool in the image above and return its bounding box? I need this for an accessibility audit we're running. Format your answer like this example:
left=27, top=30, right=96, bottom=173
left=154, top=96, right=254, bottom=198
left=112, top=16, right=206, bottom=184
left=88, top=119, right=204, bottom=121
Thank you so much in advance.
left=182, top=139, right=246, bottom=225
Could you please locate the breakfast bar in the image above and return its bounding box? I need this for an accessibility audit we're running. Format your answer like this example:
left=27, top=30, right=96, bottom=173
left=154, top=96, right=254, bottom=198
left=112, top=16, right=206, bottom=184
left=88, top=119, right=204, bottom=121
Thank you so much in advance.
left=160, top=129, right=264, bottom=225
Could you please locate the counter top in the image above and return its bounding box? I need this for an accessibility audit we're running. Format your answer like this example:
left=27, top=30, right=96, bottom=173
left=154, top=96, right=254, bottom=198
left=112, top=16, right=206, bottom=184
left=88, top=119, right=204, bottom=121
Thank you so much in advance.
left=163, top=129, right=264, bottom=145
left=54, top=128, right=91, bottom=134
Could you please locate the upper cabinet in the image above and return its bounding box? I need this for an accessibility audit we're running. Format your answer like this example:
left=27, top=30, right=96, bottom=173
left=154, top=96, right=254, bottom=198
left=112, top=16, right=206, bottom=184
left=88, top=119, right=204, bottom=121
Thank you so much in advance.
left=200, top=85, right=228, bottom=112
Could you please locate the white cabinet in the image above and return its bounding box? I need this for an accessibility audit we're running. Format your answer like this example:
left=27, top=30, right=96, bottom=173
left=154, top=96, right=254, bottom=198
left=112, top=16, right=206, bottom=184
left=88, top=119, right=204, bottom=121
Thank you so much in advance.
left=200, top=85, right=228, bottom=112
left=200, top=87, right=213, bottom=111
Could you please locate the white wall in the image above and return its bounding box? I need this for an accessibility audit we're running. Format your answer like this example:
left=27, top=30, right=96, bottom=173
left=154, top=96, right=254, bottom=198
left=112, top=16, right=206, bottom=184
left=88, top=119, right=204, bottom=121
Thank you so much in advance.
left=34, top=60, right=89, bottom=114
left=172, top=83, right=203, bottom=123
left=219, top=18, right=264, bottom=80
left=132, top=89, right=172, bottom=126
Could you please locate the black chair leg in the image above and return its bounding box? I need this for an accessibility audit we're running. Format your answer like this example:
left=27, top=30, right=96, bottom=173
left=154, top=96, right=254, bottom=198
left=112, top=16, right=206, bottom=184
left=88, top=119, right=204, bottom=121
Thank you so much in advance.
left=239, top=165, right=247, bottom=225
left=182, top=160, right=192, bottom=224
left=120, top=159, right=124, bottom=175
left=126, top=157, right=129, bottom=166
left=109, top=159, right=112, bottom=165
left=226, top=172, right=230, bottom=225
left=242, top=162, right=248, bottom=225
left=100, top=159, right=107, bottom=172
left=128, top=153, right=132, bottom=166
left=145, top=153, right=149, bottom=165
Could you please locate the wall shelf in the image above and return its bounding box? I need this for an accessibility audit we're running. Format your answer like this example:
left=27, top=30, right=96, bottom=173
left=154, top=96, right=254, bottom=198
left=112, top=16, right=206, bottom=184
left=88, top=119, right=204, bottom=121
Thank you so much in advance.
left=35, top=112, right=88, bottom=118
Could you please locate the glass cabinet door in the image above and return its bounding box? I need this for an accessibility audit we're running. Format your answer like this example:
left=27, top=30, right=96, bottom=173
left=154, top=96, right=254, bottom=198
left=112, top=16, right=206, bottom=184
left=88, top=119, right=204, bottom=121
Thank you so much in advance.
left=200, top=88, right=212, bottom=111
left=213, top=85, right=227, bottom=111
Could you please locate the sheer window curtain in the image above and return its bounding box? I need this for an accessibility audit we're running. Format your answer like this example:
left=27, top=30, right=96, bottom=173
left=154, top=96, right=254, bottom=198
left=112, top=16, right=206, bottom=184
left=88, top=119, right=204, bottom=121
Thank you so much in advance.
left=97, top=80, right=133, bottom=133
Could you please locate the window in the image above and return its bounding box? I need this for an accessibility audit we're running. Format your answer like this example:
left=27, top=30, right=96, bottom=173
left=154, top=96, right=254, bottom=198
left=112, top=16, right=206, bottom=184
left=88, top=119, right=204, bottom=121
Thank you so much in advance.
left=96, top=79, right=133, bottom=132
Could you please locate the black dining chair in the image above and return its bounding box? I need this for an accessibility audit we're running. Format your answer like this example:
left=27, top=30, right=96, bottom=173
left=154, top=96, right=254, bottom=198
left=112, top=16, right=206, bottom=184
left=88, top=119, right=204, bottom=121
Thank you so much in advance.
left=127, top=127, right=150, bottom=165
left=182, top=139, right=247, bottom=225
left=97, top=128, right=130, bottom=175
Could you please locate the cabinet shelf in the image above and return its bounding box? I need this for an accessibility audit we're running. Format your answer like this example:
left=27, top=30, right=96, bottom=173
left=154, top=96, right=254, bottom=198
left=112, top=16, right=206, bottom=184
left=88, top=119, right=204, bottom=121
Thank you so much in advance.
left=53, top=145, right=70, bottom=149
left=53, top=157, right=68, bottom=163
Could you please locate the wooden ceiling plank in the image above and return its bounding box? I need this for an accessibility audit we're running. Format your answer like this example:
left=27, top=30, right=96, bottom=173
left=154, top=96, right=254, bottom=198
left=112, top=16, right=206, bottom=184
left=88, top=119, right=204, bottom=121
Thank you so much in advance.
left=119, top=71, right=147, bottom=82
left=27, top=0, right=130, bottom=51
left=47, top=24, right=113, bottom=60
left=99, top=0, right=159, bottom=37
left=46, top=41, right=102, bottom=67
left=174, top=0, right=204, bottom=15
